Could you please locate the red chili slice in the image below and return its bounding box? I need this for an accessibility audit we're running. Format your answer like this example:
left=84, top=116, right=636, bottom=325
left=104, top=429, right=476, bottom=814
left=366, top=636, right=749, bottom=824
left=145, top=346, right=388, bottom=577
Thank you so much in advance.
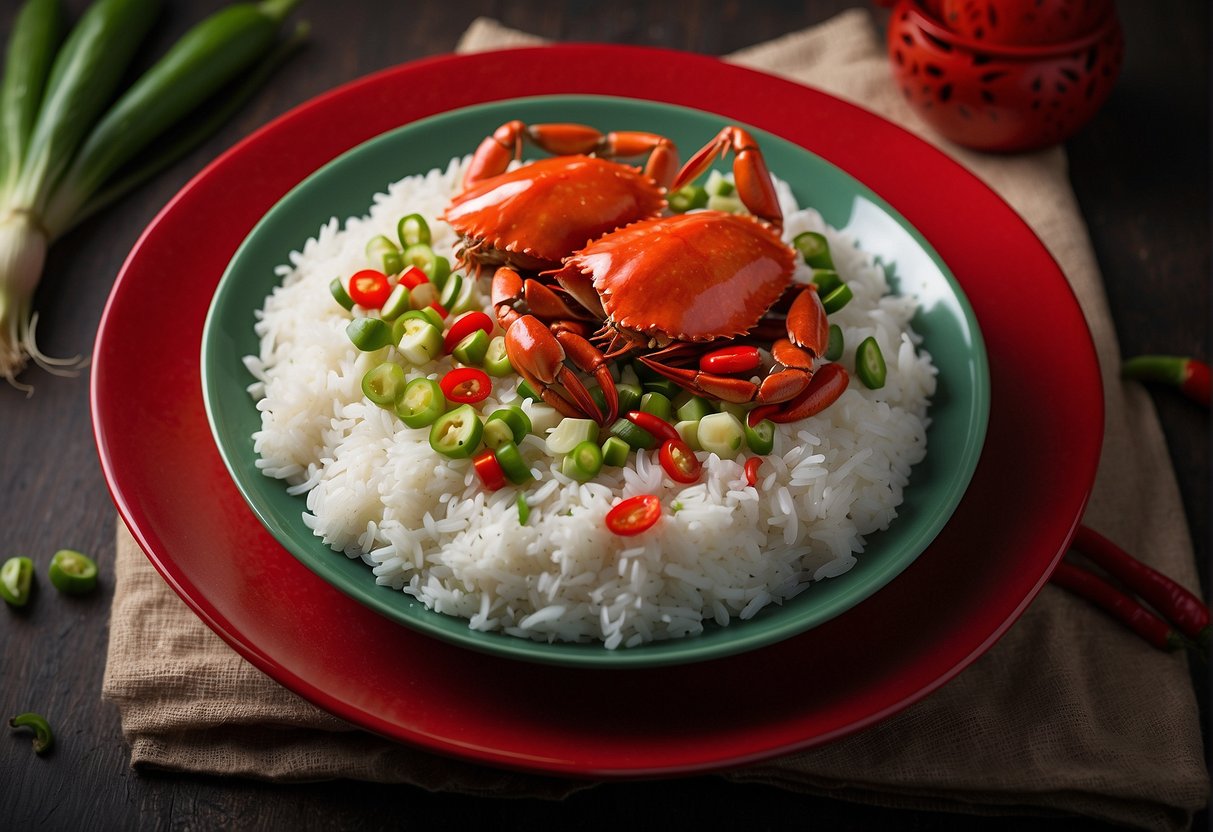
left=398, top=266, right=430, bottom=289
left=699, top=345, right=761, bottom=375
left=605, top=494, right=661, bottom=536
left=471, top=448, right=506, bottom=491
left=440, top=367, right=491, bottom=404
left=347, top=269, right=392, bottom=308
left=443, top=311, right=494, bottom=354
left=658, top=439, right=702, bottom=484
left=623, top=410, right=680, bottom=444
left=744, top=457, right=762, bottom=487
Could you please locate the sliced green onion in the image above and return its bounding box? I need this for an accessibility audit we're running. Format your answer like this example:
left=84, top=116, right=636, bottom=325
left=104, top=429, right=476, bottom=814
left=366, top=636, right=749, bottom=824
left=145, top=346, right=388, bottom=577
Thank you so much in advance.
left=674, top=419, right=701, bottom=450
left=401, top=306, right=443, bottom=331
left=485, top=406, right=531, bottom=445
left=716, top=400, right=749, bottom=424
left=825, top=324, right=844, bottom=361
left=396, top=377, right=446, bottom=429
left=639, top=391, right=673, bottom=422
left=397, top=212, right=431, bottom=248
left=516, top=493, right=530, bottom=525
left=407, top=280, right=440, bottom=311
left=792, top=231, right=834, bottom=269
left=600, top=435, right=630, bottom=467
left=438, top=271, right=463, bottom=309
left=329, top=277, right=354, bottom=311
left=346, top=317, right=392, bottom=352
left=668, top=183, right=708, bottom=213
left=610, top=416, right=656, bottom=450
left=561, top=440, right=603, bottom=482
left=428, top=404, right=483, bottom=458
left=9, top=712, right=53, bottom=755
left=394, top=316, right=443, bottom=365
left=615, top=382, right=643, bottom=415
left=856, top=336, right=887, bottom=389
left=744, top=418, right=775, bottom=455
left=706, top=194, right=744, bottom=214
left=705, top=169, right=734, bottom=197
left=675, top=393, right=714, bottom=422
left=366, top=234, right=402, bottom=275
left=516, top=380, right=540, bottom=400
left=47, top=548, right=97, bottom=595
left=452, top=328, right=490, bottom=367
left=402, top=243, right=449, bottom=287
left=379, top=283, right=410, bottom=321
left=361, top=361, right=406, bottom=407
left=484, top=335, right=513, bottom=377
left=821, top=283, right=853, bottom=315
left=697, top=411, right=745, bottom=458
left=494, top=441, right=533, bottom=484
left=445, top=272, right=478, bottom=314
left=0, top=556, right=33, bottom=606
left=545, top=417, right=598, bottom=455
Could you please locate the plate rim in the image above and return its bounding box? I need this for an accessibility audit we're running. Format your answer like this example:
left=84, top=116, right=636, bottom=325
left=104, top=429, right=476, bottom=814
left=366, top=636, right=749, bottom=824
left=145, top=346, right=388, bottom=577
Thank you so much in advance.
left=199, top=90, right=991, bottom=669
left=92, top=44, right=1102, bottom=776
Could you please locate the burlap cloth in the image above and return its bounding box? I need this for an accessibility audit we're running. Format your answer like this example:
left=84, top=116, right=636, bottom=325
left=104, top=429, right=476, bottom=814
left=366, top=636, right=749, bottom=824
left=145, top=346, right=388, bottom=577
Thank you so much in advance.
left=103, top=10, right=1210, bottom=830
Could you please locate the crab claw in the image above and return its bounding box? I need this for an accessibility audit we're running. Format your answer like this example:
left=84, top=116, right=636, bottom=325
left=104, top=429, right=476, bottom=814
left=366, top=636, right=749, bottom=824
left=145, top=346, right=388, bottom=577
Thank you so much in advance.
left=764, top=362, right=849, bottom=424
left=505, top=315, right=605, bottom=422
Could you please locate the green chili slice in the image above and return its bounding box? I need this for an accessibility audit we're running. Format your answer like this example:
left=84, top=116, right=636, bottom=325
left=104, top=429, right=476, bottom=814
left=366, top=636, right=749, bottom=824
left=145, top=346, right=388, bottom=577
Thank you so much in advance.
left=452, top=328, right=490, bottom=367
left=397, top=213, right=431, bottom=248
left=494, top=441, right=533, bottom=485
left=362, top=362, right=407, bottom=408
left=810, top=268, right=843, bottom=296
left=47, top=549, right=98, bottom=595
left=516, top=380, right=540, bottom=400
left=366, top=234, right=402, bottom=275
left=825, top=324, right=844, bottom=361
left=744, top=418, right=776, bottom=455
left=856, top=336, right=887, bottom=389
left=428, top=404, right=483, bottom=458
left=485, top=406, right=531, bottom=446
left=516, top=493, right=530, bottom=525
left=396, top=377, right=446, bottom=429
left=668, top=183, right=708, bottom=213
left=484, top=336, right=513, bottom=377
left=379, top=283, right=410, bottom=321
left=561, top=440, right=604, bottom=482
left=10, top=712, right=53, bottom=755
left=329, top=277, right=354, bottom=311
left=346, top=317, right=392, bottom=351
left=821, top=283, right=853, bottom=315
left=0, top=556, right=33, bottom=606
left=792, top=231, right=834, bottom=269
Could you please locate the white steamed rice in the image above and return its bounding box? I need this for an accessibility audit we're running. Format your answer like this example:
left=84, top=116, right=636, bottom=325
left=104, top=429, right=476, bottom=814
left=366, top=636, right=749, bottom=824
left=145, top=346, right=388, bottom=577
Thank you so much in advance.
left=244, top=156, right=936, bottom=649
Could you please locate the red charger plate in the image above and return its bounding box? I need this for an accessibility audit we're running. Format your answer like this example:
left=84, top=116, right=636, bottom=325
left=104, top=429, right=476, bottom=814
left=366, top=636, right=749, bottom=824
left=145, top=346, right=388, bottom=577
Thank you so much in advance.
left=91, top=46, right=1101, bottom=775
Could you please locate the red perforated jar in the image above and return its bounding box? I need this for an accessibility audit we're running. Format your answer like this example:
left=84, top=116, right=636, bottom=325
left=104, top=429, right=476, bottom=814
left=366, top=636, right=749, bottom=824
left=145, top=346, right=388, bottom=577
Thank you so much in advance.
left=886, top=0, right=1123, bottom=151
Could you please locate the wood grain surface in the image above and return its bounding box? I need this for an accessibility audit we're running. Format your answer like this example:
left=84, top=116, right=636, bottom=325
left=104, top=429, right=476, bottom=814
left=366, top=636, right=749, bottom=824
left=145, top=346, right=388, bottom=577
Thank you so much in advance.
left=1, top=1, right=1207, bottom=829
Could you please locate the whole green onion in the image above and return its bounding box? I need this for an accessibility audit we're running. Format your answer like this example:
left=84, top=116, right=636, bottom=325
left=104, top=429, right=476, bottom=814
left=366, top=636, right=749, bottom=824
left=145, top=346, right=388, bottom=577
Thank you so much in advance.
left=0, top=0, right=304, bottom=393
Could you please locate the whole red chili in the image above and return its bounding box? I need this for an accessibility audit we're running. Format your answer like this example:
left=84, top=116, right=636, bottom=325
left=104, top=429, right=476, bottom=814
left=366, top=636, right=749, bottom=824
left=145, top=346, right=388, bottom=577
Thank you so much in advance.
left=699, top=345, right=762, bottom=375
left=1051, top=562, right=1183, bottom=652
left=1122, top=355, right=1211, bottom=407
left=623, top=410, right=680, bottom=445
left=1072, top=525, right=1210, bottom=646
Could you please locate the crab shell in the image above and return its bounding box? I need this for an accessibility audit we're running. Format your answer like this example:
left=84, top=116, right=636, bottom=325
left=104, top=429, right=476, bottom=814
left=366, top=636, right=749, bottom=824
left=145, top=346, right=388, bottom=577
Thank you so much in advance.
left=440, top=155, right=666, bottom=272
left=548, top=211, right=797, bottom=345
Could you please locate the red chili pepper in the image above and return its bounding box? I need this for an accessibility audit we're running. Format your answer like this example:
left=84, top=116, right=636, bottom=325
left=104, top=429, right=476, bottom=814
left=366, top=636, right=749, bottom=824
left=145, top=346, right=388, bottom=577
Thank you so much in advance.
left=1051, top=562, right=1183, bottom=651
left=440, top=367, right=491, bottom=404
left=623, top=410, right=680, bottom=444
left=471, top=448, right=506, bottom=491
left=1072, top=525, right=1210, bottom=646
left=744, top=457, right=762, bottom=487
left=398, top=266, right=430, bottom=289
left=443, top=311, right=494, bottom=354
left=1122, top=355, right=1211, bottom=407
left=658, top=439, right=702, bottom=484
left=605, top=494, right=661, bottom=536
left=699, top=345, right=762, bottom=375
left=347, top=269, right=392, bottom=309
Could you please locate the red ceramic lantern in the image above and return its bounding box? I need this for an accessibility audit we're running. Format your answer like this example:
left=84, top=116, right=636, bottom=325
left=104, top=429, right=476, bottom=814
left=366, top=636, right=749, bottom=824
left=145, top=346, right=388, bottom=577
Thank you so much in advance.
left=886, top=0, right=1123, bottom=151
left=940, top=0, right=1115, bottom=45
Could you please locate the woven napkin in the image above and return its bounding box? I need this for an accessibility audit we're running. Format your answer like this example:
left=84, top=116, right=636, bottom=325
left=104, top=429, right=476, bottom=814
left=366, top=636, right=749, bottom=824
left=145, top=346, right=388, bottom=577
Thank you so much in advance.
left=103, top=10, right=1210, bottom=830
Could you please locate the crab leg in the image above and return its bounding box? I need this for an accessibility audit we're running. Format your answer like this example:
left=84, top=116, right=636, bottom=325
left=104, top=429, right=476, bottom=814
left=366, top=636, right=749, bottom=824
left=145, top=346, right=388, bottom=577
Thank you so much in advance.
left=672, top=125, right=783, bottom=229
left=464, top=121, right=679, bottom=189
left=505, top=315, right=605, bottom=421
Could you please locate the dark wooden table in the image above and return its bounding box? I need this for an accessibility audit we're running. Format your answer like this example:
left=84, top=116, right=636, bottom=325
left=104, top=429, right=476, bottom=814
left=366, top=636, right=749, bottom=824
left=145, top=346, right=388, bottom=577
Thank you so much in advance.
left=2, top=1, right=1207, bottom=828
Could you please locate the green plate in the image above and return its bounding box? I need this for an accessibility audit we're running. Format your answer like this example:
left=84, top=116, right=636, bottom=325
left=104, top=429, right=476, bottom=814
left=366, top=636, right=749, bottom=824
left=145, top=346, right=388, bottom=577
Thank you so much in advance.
left=202, top=95, right=989, bottom=668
